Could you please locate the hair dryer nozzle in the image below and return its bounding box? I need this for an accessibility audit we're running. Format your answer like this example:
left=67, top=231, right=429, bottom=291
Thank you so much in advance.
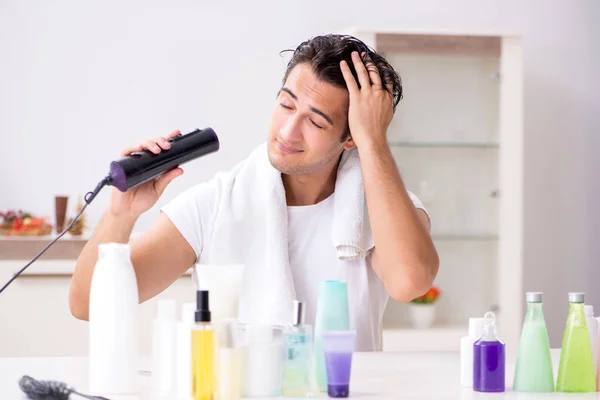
left=108, top=127, right=219, bottom=192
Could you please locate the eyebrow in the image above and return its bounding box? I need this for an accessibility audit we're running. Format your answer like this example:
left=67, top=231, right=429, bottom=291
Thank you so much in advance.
left=280, top=87, right=334, bottom=126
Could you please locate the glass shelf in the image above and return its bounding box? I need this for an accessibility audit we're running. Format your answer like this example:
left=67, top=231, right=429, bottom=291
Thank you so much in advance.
left=389, top=141, right=499, bottom=149
left=382, top=322, right=465, bottom=332
left=431, top=233, right=499, bottom=241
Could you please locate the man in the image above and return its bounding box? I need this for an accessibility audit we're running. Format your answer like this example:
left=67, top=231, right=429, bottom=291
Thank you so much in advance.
left=69, top=34, right=439, bottom=351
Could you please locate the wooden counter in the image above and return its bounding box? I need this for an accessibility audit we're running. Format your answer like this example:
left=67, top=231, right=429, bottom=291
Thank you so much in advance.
left=0, top=236, right=88, bottom=260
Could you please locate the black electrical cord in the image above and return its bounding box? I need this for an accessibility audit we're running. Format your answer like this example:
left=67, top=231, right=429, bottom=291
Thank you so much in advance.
left=0, top=176, right=112, bottom=295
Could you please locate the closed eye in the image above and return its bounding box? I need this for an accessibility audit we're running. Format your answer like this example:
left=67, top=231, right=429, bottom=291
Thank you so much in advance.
left=279, top=102, right=323, bottom=129
left=310, top=120, right=323, bottom=129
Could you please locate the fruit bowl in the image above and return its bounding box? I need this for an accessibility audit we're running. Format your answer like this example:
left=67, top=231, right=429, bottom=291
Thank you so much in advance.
left=0, top=210, right=53, bottom=236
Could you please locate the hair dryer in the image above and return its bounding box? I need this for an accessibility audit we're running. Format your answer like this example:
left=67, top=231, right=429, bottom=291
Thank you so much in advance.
left=108, top=127, right=220, bottom=192
left=0, top=126, right=220, bottom=295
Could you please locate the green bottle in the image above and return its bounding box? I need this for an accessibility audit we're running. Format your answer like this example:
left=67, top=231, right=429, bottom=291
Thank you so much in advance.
left=513, top=292, right=554, bottom=392
left=556, top=292, right=596, bottom=392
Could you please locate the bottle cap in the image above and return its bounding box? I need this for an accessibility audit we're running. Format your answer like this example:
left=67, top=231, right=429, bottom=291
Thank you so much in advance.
left=468, top=317, right=486, bottom=339
left=195, top=290, right=211, bottom=322
left=526, top=292, right=543, bottom=303
left=292, top=300, right=305, bottom=326
left=569, top=292, right=585, bottom=303
left=181, top=302, right=195, bottom=325
left=585, top=305, right=594, bottom=317
left=481, top=312, right=498, bottom=340
left=156, top=299, right=176, bottom=320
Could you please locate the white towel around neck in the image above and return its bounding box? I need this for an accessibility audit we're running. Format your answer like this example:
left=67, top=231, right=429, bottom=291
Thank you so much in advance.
left=203, top=142, right=373, bottom=327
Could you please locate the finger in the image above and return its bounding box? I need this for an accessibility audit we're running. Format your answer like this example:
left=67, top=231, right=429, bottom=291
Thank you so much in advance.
left=121, top=143, right=143, bottom=157
left=142, top=138, right=165, bottom=154
left=340, top=60, right=359, bottom=95
left=149, top=136, right=173, bottom=152
left=166, top=129, right=181, bottom=139
left=351, top=51, right=372, bottom=90
left=363, top=52, right=383, bottom=87
left=155, top=136, right=172, bottom=150
left=154, top=167, right=183, bottom=195
left=385, top=79, right=394, bottom=93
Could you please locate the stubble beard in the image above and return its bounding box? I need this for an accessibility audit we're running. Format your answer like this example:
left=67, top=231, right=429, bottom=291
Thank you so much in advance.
left=268, top=142, right=343, bottom=176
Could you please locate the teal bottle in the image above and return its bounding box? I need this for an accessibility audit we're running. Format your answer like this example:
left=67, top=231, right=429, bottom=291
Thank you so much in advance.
left=314, top=280, right=350, bottom=392
left=513, top=292, right=554, bottom=392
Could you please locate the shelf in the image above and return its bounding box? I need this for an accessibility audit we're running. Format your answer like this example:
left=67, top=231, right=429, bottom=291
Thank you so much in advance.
left=431, top=233, right=499, bottom=241
left=0, top=259, right=192, bottom=277
left=0, top=234, right=90, bottom=241
left=389, top=141, right=499, bottom=149
left=382, top=324, right=465, bottom=352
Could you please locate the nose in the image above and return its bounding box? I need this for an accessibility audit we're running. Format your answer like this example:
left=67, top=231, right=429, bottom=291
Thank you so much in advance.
left=279, top=114, right=303, bottom=143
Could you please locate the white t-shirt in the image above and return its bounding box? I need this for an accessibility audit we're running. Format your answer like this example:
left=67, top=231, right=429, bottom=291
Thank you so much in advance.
left=286, top=193, right=390, bottom=351
left=161, top=176, right=429, bottom=351
left=287, top=194, right=339, bottom=326
left=287, top=192, right=428, bottom=351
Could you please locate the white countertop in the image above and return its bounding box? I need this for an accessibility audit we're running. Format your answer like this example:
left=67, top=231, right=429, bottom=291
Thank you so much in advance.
left=1, top=350, right=597, bottom=399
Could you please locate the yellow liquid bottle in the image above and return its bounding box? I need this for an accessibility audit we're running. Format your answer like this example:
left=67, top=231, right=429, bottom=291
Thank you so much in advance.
left=192, top=290, right=215, bottom=400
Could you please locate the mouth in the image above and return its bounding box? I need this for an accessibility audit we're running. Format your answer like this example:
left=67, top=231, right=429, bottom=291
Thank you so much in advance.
left=276, top=140, right=303, bottom=154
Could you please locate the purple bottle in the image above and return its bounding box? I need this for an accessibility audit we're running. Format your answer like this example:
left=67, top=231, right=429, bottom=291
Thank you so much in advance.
left=322, top=331, right=356, bottom=398
left=473, top=312, right=505, bottom=392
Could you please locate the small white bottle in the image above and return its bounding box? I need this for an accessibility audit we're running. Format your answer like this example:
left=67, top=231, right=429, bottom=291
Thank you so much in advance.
left=241, top=324, right=284, bottom=397
left=151, top=299, right=177, bottom=393
left=585, top=305, right=598, bottom=374
left=176, top=302, right=196, bottom=399
left=88, top=243, right=139, bottom=395
left=460, top=317, right=486, bottom=387
left=217, top=319, right=242, bottom=400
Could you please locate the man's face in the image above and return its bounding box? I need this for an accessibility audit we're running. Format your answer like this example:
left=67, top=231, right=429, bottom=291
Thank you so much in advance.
left=267, top=63, right=354, bottom=175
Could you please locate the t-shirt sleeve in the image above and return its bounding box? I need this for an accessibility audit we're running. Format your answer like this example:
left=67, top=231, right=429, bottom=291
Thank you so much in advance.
left=407, top=190, right=432, bottom=233
left=160, top=179, right=220, bottom=263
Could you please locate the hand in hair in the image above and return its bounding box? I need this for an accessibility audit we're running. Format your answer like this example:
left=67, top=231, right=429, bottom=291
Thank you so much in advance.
left=339, top=51, right=394, bottom=149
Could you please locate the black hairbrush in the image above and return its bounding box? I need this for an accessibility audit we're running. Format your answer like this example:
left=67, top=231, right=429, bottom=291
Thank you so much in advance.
left=19, top=375, right=110, bottom=400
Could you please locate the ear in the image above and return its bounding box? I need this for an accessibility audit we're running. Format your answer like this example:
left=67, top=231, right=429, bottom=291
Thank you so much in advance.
left=342, top=135, right=356, bottom=151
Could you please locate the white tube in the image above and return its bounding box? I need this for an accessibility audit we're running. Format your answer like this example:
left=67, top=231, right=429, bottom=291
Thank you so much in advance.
left=151, top=299, right=177, bottom=393
left=176, top=302, right=196, bottom=398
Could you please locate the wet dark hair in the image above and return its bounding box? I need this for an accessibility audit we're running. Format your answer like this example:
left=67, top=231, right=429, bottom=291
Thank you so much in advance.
left=280, top=34, right=403, bottom=140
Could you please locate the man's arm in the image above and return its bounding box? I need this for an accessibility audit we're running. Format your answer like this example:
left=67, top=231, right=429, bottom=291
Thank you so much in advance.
left=340, top=52, right=439, bottom=303
left=69, top=129, right=195, bottom=320
left=360, top=142, right=439, bottom=302
left=69, top=211, right=196, bottom=320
